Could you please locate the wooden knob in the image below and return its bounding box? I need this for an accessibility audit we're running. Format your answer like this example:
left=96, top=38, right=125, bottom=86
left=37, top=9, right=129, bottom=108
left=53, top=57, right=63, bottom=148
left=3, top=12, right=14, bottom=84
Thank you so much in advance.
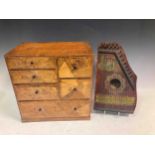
left=73, top=88, right=77, bottom=91
left=38, top=108, right=42, bottom=112
left=30, top=61, right=34, bottom=65
left=72, top=64, right=77, bottom=70
left=73, top=107, right=77, bottom=111
left=32, top=75, right=36, bottom=79
left=35, top=90, right=39, bottom=94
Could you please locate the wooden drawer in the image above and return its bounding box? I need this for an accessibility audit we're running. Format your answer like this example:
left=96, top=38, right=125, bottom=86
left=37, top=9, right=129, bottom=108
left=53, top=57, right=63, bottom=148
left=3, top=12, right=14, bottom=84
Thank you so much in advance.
left=58, top=56, right=92, bottom=78
left=60, top=79, right=91, bottom=99
left=14, top=85, right=58, bottom=101
left=19, top=100, right=90, bottom=121
left=6, top=57, right=56, bottom=69
left=10, top=70, right=57, bottom=84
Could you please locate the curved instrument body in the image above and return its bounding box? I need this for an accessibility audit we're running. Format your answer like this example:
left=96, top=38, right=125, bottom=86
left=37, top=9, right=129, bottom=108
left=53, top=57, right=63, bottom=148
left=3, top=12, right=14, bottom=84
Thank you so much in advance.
left=94, top=43, right=137, bottom=113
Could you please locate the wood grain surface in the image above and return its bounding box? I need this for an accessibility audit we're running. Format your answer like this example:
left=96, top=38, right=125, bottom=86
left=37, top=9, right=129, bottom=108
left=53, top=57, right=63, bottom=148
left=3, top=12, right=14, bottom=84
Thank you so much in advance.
left=94, top=43, right=137, bottom=113
left=58, top=56, right=92, bottom=78
left=5, top=42, right=93, bottom=122
left=6, top=57, right=56, bottom=69
left=19, top=100, right=90, bottom=122
left=14, top=85, right=58, bottom=101
left=10, top=70, right=57, bottom=84
left=60, top=79, right=91, bottom=99
left=5, top=42, right=92, bottom=57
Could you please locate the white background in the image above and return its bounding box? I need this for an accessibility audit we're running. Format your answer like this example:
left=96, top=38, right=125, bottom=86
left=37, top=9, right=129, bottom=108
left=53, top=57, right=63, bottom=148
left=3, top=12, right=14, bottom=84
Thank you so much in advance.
left=0, top=0, right=155, bottom=155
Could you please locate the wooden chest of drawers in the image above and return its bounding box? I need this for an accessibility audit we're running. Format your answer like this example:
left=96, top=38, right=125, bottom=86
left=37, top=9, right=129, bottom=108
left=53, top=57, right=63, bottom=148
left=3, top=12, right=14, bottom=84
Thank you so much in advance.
left=5, top=42, right=93, bottom=122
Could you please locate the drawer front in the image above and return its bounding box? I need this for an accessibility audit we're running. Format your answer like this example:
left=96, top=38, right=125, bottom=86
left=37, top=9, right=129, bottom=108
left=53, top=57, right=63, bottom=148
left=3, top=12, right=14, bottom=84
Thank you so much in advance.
left=14, top=85, right=58, bottom=101
left=6, top=57, right=56, bottom=69
left=19, top=100, right=90, bottom=121
left=10, top=70, right=57, bottom=84
left=60, top=79, right=91, bottom=99
left=58, top=56, right=92, bottom=78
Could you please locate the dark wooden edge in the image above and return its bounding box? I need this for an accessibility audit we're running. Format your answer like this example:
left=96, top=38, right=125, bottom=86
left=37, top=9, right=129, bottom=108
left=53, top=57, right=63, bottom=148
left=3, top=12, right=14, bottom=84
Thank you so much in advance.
left=94, top=102, right=136, bottom=113
left=21, top=116, right=91, bottom=122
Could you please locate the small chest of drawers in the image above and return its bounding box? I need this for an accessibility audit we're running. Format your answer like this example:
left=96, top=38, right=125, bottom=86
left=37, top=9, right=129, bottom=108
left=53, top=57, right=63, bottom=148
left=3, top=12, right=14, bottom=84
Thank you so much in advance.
left=5, top=42, right=93, bottom=122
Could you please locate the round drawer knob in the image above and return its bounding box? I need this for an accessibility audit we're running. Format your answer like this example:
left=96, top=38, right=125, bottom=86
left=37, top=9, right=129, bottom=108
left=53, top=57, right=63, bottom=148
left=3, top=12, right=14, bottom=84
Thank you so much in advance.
left=35, top=90, right=39, bottom=94
left=73, top=88, right=77, bottom=91
left=32, top=75, right=36, bottom=79
left=72, top=64, right=78, bottom=70
left=38, top=108, right=42, bottom=112
left=73, top=107, right=77, bottom=111
left=30, top=61, right=34, bottom=65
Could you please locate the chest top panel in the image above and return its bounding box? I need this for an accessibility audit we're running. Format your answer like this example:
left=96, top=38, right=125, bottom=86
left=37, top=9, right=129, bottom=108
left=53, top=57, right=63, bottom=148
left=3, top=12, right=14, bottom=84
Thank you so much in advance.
left=5, top=42, right=93, bottom=57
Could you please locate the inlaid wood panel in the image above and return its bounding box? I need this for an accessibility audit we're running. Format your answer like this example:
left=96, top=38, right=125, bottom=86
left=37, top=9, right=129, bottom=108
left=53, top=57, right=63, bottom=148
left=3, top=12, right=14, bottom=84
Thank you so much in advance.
left=58, top=57, right=92, bottom=78
left=6, top=57, right=56, bottom=69
left=19, top=100, right=90, bottom=121
left=14, top=85, right=58, bottom=101
left=60, top=79, right=91, bottom=99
